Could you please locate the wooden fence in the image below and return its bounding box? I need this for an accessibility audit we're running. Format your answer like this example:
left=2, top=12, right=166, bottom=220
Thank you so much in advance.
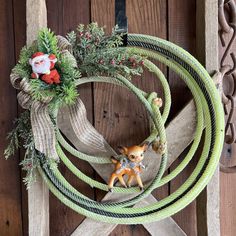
left=0, top=0, right=235, bottom=235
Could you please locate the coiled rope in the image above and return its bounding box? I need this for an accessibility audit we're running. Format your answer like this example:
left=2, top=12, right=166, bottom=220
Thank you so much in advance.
left=37, top=34, right=224, bottom=224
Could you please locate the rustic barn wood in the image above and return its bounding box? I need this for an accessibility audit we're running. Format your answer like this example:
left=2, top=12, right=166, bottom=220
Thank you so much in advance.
left=71, top=194, right=186, bottom=236
left=0, top=0, right=227, bottom=235
left=196, top=0, right=220, bottom=236
left=91, top=1, right=170, bottom=234
left=13, top=1, right=28, bottom=234
left=167, top=1, right=198, bottom=235
left=46, top=1, right=94, bottom=235
left=26, top=1, right=49, bottom=236
left=0, top=0, right=23, bottom=235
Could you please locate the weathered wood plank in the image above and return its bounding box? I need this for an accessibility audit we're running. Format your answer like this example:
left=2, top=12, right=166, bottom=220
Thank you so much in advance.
left=13, top=0, right=28, bottom=235
left=72, top=194, right=186, bottom=236
left=46, top=1, right=93, bottom=235
left=220, top=172, right=236, bottom=236
left=196, top=1, right=220, bottom=236
left=58, top=99, right=196, bottom=236
left=28, top=171, right=49, bottom=236
left=26, top=1, right=49, bottom=235
left=0, top=0, right=23, bottom=235
left=26, top=0, right=47, bottom=45
left=90, top=1, right=169, bottom=234
left=168, top=0, right=198, bottom=235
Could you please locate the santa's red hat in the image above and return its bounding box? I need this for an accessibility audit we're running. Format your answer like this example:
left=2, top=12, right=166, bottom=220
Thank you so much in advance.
left=29, top=52, right=57, bottom=66
left=29, top=52, right=48, bottom=66
left=31, top=52, right=45, bottom=59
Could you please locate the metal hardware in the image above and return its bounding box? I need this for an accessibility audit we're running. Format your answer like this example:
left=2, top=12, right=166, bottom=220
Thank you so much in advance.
left=115, top=0, right=128, bottom=46
left=219, top=0, right=236, bottom=172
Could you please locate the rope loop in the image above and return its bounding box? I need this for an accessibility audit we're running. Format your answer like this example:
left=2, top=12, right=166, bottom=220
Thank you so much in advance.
left=37, top=34, right=224, bottom=224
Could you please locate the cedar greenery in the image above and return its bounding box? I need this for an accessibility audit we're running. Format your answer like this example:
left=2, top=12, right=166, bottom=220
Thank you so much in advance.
left=4, top=111, right=57, bottom=188
left=37, top=28, right=59, bottom=56
left=67, top=23, right=144, bottom=79
left=12, top=43, right=37, bottom=79
left=4, top=111, right=39, bottom=188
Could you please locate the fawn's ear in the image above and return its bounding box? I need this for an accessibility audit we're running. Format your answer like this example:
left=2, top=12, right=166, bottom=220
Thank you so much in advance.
left=117, top=146, right=128, bottom=155
left=140, top=142, right=149, bottom=152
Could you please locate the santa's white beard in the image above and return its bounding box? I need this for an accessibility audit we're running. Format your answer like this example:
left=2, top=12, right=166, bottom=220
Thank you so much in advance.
left=32, top=59, right=51, bottom=74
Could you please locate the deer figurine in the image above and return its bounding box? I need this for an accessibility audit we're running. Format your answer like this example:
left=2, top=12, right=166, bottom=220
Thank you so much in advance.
left=108, top=142, right=149, bottom=191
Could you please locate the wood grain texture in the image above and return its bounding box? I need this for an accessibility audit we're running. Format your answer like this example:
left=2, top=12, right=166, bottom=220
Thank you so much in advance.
left=0, top=0, right=231, bottom=235
left=72, top=194, right=186, bottom=236
left=46, top=1, right=93, bottom=235
left=91, top=0, right=168, bottom=234
left=168, top=0, right=198, bottom=235
left=58, top=97, right=195, bottom=236
left=26, top=0, right=47, bottom=45
left=26, top=1, right=49, bottom=236
left=220, top=172, right=236, bottom=236
left=28, top=172, right=49, bottom=236
left=196, top=1, right=220, bottom=236
left=0, top=0, right=23, bottom=235
left=13, top=1, right=28, bottom=235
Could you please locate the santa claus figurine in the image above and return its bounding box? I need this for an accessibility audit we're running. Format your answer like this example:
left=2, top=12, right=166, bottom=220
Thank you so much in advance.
left=29, top=52, right=60, bottom=84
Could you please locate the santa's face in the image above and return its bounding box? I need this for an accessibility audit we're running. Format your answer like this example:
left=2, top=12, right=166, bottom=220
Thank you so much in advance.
left=30, top=55, right=51, bottom=74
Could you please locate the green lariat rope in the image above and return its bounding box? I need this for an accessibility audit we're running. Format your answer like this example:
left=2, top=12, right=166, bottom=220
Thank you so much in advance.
left=37, top=34, right=224, bottom=224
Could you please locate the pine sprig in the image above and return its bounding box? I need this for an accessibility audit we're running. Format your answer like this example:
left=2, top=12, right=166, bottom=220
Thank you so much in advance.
left=20, top=135, right=40, bottom=188
left=4, top=111, right=57, bottom=188
left=66, top=31, right=77, bottom=51
left=4, top=128, right=19, bottom=159
left=12, top=43, right=37, bottom=79
left=30, top=79, right=55, bottom=101
left=37, top=28, right=59, bottom=56
left=4, top=111, right=30, bottom=159
left=67, top=23, right=144, bottom=79
left=4, top=111, right=37, bottom=188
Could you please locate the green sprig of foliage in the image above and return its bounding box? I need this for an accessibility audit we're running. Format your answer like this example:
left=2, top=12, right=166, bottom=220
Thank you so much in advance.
left=37, top=28, right=59, bottom=56
left=12, top=43, right=37, bottom=79
left=4, top=111, right=39, bottom=188
left=4, top=111, right=57, bottom=188
left=67, top=23, right=145, bottom=79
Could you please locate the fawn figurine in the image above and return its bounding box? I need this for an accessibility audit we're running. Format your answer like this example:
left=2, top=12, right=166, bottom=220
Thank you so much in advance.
left=108, top=143, right=149, bottom=191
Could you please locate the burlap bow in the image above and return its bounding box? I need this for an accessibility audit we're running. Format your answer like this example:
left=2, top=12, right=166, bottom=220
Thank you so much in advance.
left=10, top=36, right=106, bottom=160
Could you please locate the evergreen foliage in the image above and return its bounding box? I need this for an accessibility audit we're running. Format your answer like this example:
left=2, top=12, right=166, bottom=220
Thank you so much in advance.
left=67, top=23, right=144, bottom=79
left=37, top=28, right=59, bottom=56
left=4, top=111, right=57, bottom=188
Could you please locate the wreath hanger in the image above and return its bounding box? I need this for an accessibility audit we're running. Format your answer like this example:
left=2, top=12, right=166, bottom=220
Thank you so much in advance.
left=115, top=0, right=128, bottom=46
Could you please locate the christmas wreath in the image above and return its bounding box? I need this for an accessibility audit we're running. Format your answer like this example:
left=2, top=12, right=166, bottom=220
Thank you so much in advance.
left=4, top=23, right=224, bottom=224
left=5, top=23, right=145, bottom=186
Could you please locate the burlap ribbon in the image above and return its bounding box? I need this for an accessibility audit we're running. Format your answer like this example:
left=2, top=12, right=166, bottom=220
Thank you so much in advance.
left=10, top=36, right=106, bottom=160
